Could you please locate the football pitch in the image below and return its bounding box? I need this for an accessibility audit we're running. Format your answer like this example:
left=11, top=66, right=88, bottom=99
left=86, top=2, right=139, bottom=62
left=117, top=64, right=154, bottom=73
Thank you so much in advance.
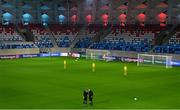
left=0, top=57, right=180, bottom=109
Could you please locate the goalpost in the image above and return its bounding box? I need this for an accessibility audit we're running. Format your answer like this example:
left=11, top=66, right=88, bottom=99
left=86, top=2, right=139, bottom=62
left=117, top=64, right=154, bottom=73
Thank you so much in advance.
left=86, top=49, right=111, bottom=61
left=137, top=54, right=172, bottom=68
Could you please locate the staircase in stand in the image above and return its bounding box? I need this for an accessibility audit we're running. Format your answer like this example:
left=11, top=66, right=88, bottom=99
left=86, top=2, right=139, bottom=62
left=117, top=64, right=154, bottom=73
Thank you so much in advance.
left=44, top=26, right=58, bottom=48
left=149, top=25, right=178, bottom=53
left=70, top=25, right=86, bottom=49
left=15, top=24, right=36, bottom=42
left=88, top=25, right=112, bottom=48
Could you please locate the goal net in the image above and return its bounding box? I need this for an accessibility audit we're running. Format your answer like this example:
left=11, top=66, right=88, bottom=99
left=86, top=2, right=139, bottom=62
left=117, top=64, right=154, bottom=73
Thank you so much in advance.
left=86, top=49, right=111, bottom=60
left=137, top=54, right=172, bottom=68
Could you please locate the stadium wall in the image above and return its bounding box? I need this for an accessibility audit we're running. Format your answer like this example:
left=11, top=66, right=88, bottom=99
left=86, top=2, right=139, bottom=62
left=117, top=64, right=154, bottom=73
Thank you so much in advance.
left=0, top=48, right=71, bottom=56
left=0, top=48, right=39, bottom=55
left=86, top=49, right=180, bottom=61
left=0, top=48, right=179, bottom=62
left=50, top=48, right=71, bottom=53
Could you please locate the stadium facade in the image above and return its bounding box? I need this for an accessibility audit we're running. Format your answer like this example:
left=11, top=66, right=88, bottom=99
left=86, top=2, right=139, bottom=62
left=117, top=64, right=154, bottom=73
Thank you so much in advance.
left=0, top=0, right=179, bottom=63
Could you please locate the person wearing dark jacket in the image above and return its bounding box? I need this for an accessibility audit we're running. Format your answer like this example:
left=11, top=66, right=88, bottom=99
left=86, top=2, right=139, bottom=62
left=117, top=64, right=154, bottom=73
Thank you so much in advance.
left=88, top=89, right=94, bottom=106
left=83, top=89, right=88, bottom=104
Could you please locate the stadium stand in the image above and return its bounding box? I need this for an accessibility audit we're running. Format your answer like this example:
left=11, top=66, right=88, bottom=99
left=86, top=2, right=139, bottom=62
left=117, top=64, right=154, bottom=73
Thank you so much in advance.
left=74, top=37, right=93, bottom=48
left=0, top=42, right=36, bottom=49
left=0, top=24, right=23, bottom=42
left=154, top=30, right=180, bottom=54
left=49, top=24, right=81, bottom=47
left=30, top=24, right=54, bottom=48
left=0, top=24, right=36, bottom=49
left=90, top=25, right=162, bottom=52
left=1, top=23, right=179, bottom=55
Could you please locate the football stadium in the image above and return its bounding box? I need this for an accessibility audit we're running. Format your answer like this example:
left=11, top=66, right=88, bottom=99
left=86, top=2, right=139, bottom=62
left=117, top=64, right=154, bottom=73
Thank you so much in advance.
left=0, top=0, right=180, bottom=109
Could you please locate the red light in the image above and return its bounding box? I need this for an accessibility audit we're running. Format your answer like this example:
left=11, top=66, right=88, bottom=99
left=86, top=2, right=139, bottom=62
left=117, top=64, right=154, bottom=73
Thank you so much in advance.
left=71, top=15, right=77, bottom=24
left=118, top=13, right=126, bottom=26
left=157, top=13, right=167, bottom=22
left=118, top=14, right=126, bottom=23
left=137, top=13, right=146, bottom=22
left=86, top=14, right=92, bottom=25
left=101, top=14, right=109, bottom=26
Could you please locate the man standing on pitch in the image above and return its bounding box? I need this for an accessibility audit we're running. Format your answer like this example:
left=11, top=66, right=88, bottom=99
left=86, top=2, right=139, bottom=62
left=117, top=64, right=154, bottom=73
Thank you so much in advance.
left=88, top=89, right=94, bottom=106
left=83, top=89, right=88, bottom=104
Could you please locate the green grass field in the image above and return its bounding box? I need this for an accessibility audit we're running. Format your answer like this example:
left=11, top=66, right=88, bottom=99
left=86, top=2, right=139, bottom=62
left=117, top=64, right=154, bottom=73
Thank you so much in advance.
left=0, top=57, right=180, bottom=109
